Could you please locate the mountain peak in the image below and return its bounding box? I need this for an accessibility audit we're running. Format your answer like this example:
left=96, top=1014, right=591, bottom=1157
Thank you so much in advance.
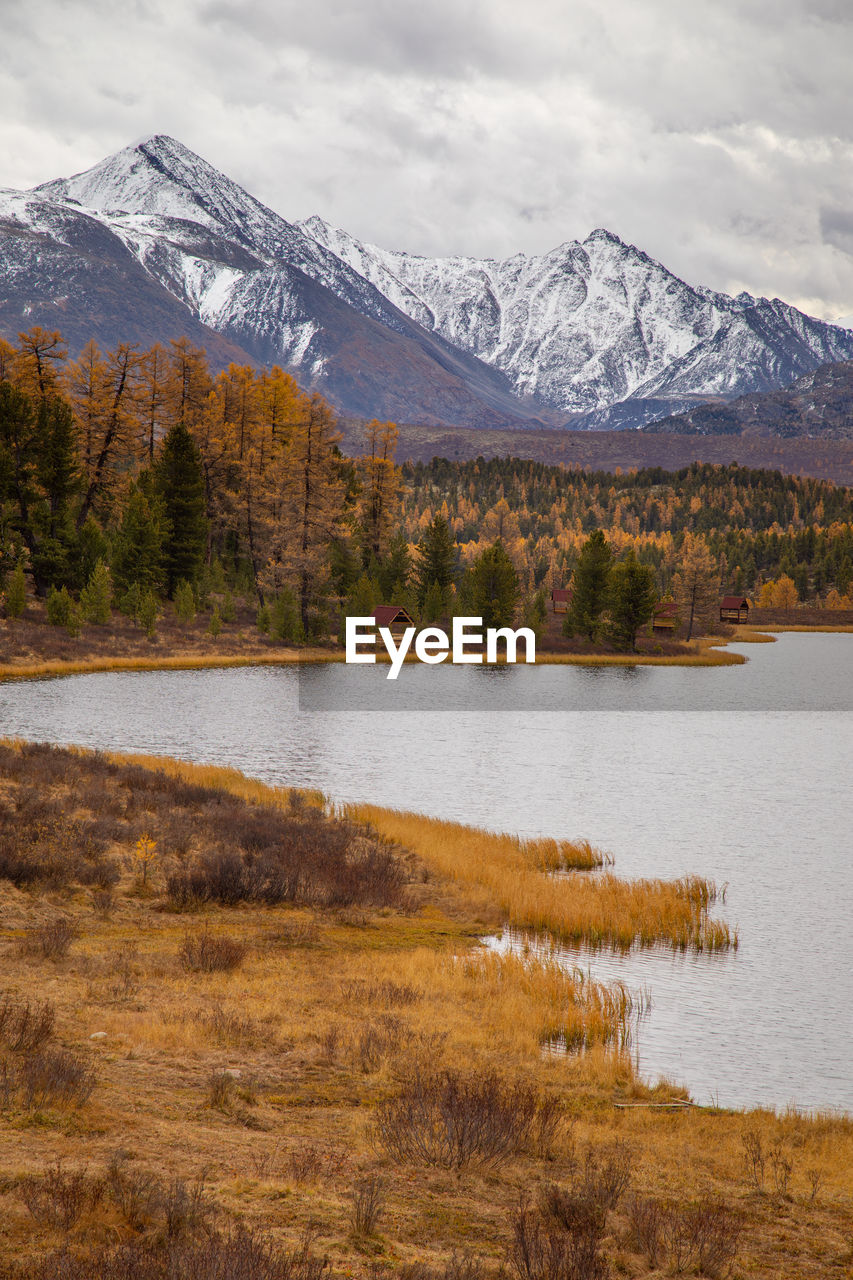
left=32, top=135, right=242, bottom=223
left=585, top=227, right=625, bottom=246
left=30, top=135, right=308, bottom=260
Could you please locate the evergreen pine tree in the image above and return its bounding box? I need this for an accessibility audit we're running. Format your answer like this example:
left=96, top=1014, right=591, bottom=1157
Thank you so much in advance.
left=414, top=515, right=456, bottom=608
left=269, top=588, right=303, bottom=643
left=80, top=560, right=112, bottom=625
left=154, top=421, right=208, bottom=595
left=5, top=562, right=27, bottom=619
left=138, top=589, right=159, bottom=640
left=421, top=579, right=446, bottom=624
left=523, top=588, right=548, bottom=640
left=46, top=585, right=81, bottom=636
left=173, top=579, right=196, bottom=624
left=564, top=530, right=612, bottom=640
left=606, top=552, right=657, bottom=651
left=468, top=541, right=520, bottom=629
left=378, top=530, right=412, bottom=600
left=111, top=485, right=165, bottom=597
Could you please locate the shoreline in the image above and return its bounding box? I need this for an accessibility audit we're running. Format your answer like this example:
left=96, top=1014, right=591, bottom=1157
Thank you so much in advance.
left=0, top=739, right=850, bottom=1274
left=0, top=632, right=755, bottom=684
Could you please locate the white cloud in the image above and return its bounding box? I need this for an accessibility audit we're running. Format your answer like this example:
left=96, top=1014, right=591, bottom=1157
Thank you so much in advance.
left=1, top=0, right=852, bottom=317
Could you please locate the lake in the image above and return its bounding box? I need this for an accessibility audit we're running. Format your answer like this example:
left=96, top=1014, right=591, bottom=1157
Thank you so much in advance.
left=0, top=633, right=850, bottom=1114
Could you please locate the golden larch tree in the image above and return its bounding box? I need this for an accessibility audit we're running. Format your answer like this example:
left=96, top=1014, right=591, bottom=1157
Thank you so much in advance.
left=359, top=418, right=400, bottom=561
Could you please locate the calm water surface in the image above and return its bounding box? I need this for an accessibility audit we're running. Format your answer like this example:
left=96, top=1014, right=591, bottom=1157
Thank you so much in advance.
left=1, top=634, right=850, bottom=1114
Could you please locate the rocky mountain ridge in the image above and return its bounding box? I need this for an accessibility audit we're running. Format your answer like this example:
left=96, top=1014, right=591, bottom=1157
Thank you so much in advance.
left=2, top=134, right=852, bottom=431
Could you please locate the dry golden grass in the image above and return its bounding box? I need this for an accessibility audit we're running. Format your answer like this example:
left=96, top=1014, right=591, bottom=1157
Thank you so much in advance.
left=0, top=631, right=748, bottom=687
left=744, top=624, right=853, bottom=634
left=344, top=805, right=735, bottom=953
left=0, top=742, right=849, bottom=1279
left=0, top=648, right=343, bottom=685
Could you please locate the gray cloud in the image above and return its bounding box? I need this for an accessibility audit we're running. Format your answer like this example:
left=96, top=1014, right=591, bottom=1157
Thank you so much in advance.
left=1, top=0, right=853, bottom=318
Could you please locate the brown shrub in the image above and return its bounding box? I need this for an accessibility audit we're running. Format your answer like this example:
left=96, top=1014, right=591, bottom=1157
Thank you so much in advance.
left=285, top=1142, right=342, bottom=1185
left=20, top=1224, right=330, bottom=1280
left=628, top=1194, right=744, bottom=1278
left=19, top=1160, right=103, bottom=1231
left=0, top=994, right=56, bottom=1051
left=20, top=917, right=78, bottom=961
left=374, top=1066, right=553, bottom=1170
left=509, top=1196, right=609, bottom=1280
left=350, top=1173, right=387, bottom=1236
left=105, top=1153, right=162, bottom=1231
left=207, top=1070, right=237, bottom=1111
left=10, top=1047, right=97, bottom=1109
left=179, top=929, right=247, bottom=973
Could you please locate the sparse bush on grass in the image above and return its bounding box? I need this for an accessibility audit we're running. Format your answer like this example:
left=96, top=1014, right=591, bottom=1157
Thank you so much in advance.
left=564, top=1143, right=633, bottom=1213
left=105, top=1152, right=162, bottom=1231
left=19, top=1160, right=103, bottom=1231
left=19, top=1225, right=330, bottom=1280
left=106, top=943, right=141, bottom=1000
left=741, top=1128, right=765, bottom=1191
left=9, top=1047, right=97, bottom=1109
left=374, top=1066, right=558, bottom=1170
left=317, top=1024, right=340, bottom=1065
left=354, top=1015, right=415, bottom=1072
left=768, top=1138, right=793, bottom=1197
left=350, top=1172, right=386, bottom=1237
left=509, top=1193, right=609, bottom=1280
left=92, top=886, right=115, bottom=916
left=197, top=1004, right=266, bottom=1048
left=0, top=994, right=56, bottom=1052
left=20, top=917, right=78, bottom=960
left=341, top=978, right=421, bottom=1007
left=179, top=929, right=248, bottom=973
left=627, top=1193, right=744, bottom=1277
left=162, top=1171, right=213, bottom=1239
left=399, top=1255, right=486, bottom=1280
left=286, top=1142, right=343, bottom=1185
left=207, top=1069, right=237, bottom=1111
left=165, top=811, right=405, bottom=912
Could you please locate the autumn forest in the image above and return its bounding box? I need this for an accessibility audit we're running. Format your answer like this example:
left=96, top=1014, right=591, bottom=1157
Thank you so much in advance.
left=1, top=328, right=852, bottom=651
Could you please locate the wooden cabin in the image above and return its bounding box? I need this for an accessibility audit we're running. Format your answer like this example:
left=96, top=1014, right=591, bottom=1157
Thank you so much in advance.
left=372, top=605, right=415, bottom=637
left=719, top=595, right=750, bottom=623
left=550, top=588, right=573, bottom=614
left=652, top=601, right=678, bottom=634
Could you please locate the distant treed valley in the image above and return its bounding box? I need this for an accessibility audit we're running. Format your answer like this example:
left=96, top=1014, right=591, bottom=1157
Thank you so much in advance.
left=1, top=328, right=851, bottom=652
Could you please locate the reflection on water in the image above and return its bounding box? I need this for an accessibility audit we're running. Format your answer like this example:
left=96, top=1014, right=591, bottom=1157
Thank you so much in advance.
left=0, top=633, right=850, bottom=1113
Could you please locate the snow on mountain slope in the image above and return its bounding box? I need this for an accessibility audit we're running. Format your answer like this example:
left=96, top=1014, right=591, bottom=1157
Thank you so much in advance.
left=6, top=139, right=541, bottom=427
left=301, top=217, right=853, bottom=415
left=7, top=135, right=853, bottom=429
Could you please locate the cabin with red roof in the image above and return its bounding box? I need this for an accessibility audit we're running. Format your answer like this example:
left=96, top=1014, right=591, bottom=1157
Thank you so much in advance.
left=371, top=605, right=415, bottom=636
left=550, top=588, right=573, bottom=614
left=719, top=596, right=750, bottom=623
left=652, top=601, right=679, bottom=634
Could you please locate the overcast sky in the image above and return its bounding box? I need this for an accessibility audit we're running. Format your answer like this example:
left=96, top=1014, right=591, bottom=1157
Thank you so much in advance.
left=3, top=0, right=853, bottom=320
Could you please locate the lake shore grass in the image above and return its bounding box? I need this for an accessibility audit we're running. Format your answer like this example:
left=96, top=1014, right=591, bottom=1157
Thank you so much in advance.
left=0, top=630, right=747, bottom=685
left=0, top=741, right=850, bottom=1278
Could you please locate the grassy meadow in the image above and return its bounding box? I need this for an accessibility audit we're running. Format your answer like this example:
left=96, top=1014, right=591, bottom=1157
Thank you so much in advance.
left=0, top=741, right=850, bottom=1278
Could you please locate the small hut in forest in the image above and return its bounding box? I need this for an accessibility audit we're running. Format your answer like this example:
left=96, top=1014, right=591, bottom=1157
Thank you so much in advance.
left=719, top=596, right=750, bottom=623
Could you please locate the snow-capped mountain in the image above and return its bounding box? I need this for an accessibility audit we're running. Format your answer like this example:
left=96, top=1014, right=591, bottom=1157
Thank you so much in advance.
left=3, top=134, right=852, bottom=431
left=302, top=215, right=853, bottom=418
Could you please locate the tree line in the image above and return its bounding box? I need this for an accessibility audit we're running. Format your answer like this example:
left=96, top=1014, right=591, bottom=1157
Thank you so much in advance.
left=400, top=457, right=853, bottom=605
left=1, top=327, right=849, bottom=649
